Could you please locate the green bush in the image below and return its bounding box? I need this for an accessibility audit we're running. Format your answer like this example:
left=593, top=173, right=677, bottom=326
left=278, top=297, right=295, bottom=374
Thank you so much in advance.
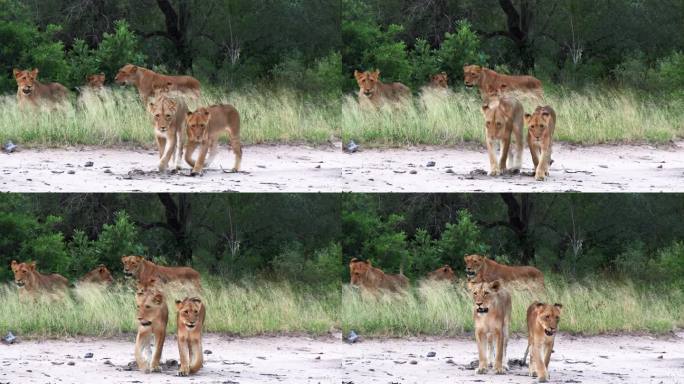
left=436, top=210, right=488, bottom=269
left=436, top=21, right=488, bottom=78
left=271, top=242, right=343, bottom=286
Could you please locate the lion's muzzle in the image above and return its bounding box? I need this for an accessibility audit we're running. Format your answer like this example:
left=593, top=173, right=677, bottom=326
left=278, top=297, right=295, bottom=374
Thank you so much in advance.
left=185, top=323, right=196, bottom=329
left=476, top=307, right=489, bottom=314
left=21, top=87, right=33, bottom=95
left=465, top=269, right=476, bottom=277
left=544, top=329, right=556, bottom=336
left=15, top=281, right=25, bottom=287
left=139, top=320, right=152, bottom=326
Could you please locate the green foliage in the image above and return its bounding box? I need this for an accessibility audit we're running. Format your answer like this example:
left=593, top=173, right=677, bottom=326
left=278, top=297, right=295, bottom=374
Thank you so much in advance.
left=271, top=242, right=343, bottom=286
left=436, top=21, right=488, bottom=76
left=436, top=210, right=488, bottom=269
left=271, top=51, right=344, bottom=96
left=410, top=38, right=439, bottom=86
left=94, top=20, right=146, bottom=81
left=616, top=241, right=684, bottom=287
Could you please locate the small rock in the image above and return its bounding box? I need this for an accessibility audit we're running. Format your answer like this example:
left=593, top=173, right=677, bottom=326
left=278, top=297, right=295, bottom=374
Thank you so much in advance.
left=446, top=359, right=455, bottom=365
left=67, top=170, right=76, bottom=175
left=3, top=141, right=17, bottom=153
left=445, top=169, right=454, bottom=174
left=346, top=330, right=359, bottom=344
left=465, top=360, right=479, bottom=370
left=657, top=165, right=663, bottom=169
left=426, top=161, right=436, bottom=167
left=67, top=362, right=75, bottom=366
left=427, top=351, right=436, bottom=357
left=51, top=362, right=64, bottom=365
left=315, top=164, right=321, bottom=169
left=409, top=170, right=417, bottom=175
left=2, top=331, right=17, bottom=344
left=257, top=165, right=266, bottom=168
left=84, top=353, right=93, bottom=358
left=345, top=140, right=359, bottom=153
left=315, top=356, right=321, bottom=360
left=657, top=355, right=663, bottom=359
left=104, top=169, right=112, bottom=174
left=84, top=161, right=94, bottom=167
left=204, top=350, right=212, bottom=355
left=410, top=360, right=418, bottom=365
left=598, top=164, right=609, bottom=168
left=165, top=359, right=178, bottom=368
left=103, top=360, right=113, bottom=366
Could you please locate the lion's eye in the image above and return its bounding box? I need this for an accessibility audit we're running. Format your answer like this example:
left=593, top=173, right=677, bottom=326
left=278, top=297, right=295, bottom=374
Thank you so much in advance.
left=184, top=310, right=189, bottom=314
left=145, top=305, right=151, bottom=309
left=155, top=114, right=160, bottom=118
left=166, top=114, right=171, bottom=119
left=194, top=310, right=198, bottom=314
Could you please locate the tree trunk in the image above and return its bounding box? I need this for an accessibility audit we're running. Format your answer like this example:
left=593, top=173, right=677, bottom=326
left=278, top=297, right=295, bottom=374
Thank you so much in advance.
left=499, top=193, right=535, bottom=264
left=157, top=193, right=193, bottom=265
left=155, top=0, right=192, bottom=73
left=498, top=0, right=535, bottom=72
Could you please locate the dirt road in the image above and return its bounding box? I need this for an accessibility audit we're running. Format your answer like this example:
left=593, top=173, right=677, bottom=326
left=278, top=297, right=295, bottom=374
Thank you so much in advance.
left=1, top=142, right=683, bottom=192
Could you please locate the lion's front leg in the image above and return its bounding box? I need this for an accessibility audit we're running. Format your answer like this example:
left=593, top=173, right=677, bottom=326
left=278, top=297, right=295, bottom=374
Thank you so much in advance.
left=184, top=141, right=198, bottom=168
left=486, top=138, right=500, bottom=176
left=135, top=330, right=152, bottom=373
left=191, top=143, right=210, bottom=176
left=476, top=329, right=488, bottom=374
left=189, top=338, right=204, bottom=373
left=493, top=328, right=505, bottom=374
left=173, top=129, right=185, bottom=171
left=177, top=336, right=190, bottom=376
left=499, top=135, right=511, bottom=173
left=150, top=328, right=165, bottom=373
left=159, top=136, right=176, bottom=173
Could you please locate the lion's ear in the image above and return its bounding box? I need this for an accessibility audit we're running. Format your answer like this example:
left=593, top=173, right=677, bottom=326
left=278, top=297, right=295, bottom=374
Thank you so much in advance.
left=365, top=259, right=371, bottom=266
left=524, top=113, right=532, bottom=125
left=535, top=301, right=545, bottom=308
left=554, top=303, right=563, bottom=309
left=541, top=111, right=551, bottom=122
left=31, top=68, right=39, bottom=77
left=473, top=66, right=482, bottom=73
left=372, top=70, right=380, bottom=79
left=489, top=279, right=502, bottom=292
left=130, top=65, right=138, bottom=73
left=466, top=281, right=476, bottom=291
left=28, top=262, right=36, bottom=271
left=175, top=299, right=183, bottom=309
left=13, top=69, right=20, bottom=78
left=11, top=260, right=17, bottom=267
left=153, top=292, right=163, bottom=304
left=481, top=104, right=489, bottom=113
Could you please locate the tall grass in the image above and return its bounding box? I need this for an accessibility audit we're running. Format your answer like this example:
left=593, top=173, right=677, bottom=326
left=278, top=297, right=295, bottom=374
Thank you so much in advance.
left=0, top=281, right=340, bottom=337
left=0, top=88, right=339, bottom=147
left=341, top=88, right=684, bottom=146
left=341, top=278, right=684, bottom=336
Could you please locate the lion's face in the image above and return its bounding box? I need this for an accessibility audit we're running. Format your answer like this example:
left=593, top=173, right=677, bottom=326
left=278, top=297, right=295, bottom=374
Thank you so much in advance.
left=10, top=260, right=35, bottom=287
left=175, top=297, right=203, bottom=329
left=13, top=69, right=39, bottom=96
left=148, top=97, right=178, bottom=133
left=86, top=73, right=105, bottom=89
left=115, top=64, right=137, bottom=85
left=136, top=291, right=165, bottom=327
left=186, top=108, right=211, bottom=142
left=481, top=100, right=510, bottom=137
left=121, top=255, right=143, bottom=276
left=463, top=65, right=482, bottom=87
left=525, top=107, right=552, bottom=141
left=464, top=254, right=486, bottom=278
left=349, top=258, right=371, bottom=286
left=468, top=280, right=503, bottom=314
left=136, top=277, right=159, bottom=301
left=427, top=265, right=455, bottom=281
left=535, top=303, right=563, bottom=336
left=430, top=72, right=448, bottom=88
left=82, top=264, right=113, bottom=284
left=354, top=70, right=380, bottom=97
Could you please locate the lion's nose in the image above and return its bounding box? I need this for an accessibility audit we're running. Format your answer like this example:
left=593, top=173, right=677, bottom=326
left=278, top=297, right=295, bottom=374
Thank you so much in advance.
left=476, top=302, right=483, bottom=306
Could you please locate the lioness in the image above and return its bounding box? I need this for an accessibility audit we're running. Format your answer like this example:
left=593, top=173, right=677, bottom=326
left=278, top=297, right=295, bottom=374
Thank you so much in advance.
left=349, top=258, right=409, bottom=292
left=147, top=94, right=188, bottom=172
left=429, top=72, right=449, bottom=89
left=464, top=254, right=544, bottom=287
left=354, top=70, right=411, bottom=108
left=185, top=104, right=242, bottom=175
left=175, top=297, right=206, bottom=376
left=79, top=264, right=114, bottom=285
left=13, top=68, right=68, bottom=108
left=426, top=265, right=455, bottom=282
left=121, top=255, right=201, bottom=288
left=468, top=280, right=512, bottom=375
left=10, top=260, right=69, bottom=299
left=135, top=289, right=168, bottom=373
left=115, top=64, right=201, bottom=104
left=85, top=73, right=106, bottom=90
left=526, top=302, right=563, bottom=382
left=463, top=65, right=543, bottom=99
left=481, top=96, right=524, bottom=176
left=525, top=106, right=556, bottom=181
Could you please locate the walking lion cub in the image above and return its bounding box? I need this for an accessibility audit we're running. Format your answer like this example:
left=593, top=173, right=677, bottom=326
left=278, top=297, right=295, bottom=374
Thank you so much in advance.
left=135, top=289, right=168, bottom=373
left=480, top=96, right=524, bottom=176
left=525, top=106, right=556, bottom=181
left=526, top=302, right=563, bottom=382
left=185, top=104, right=242, bottom=174
left=147, top=95, right=188, bottom=172
left=175, top=297, right=206, bottom=376
left=468, top=280, right=512, bottom=375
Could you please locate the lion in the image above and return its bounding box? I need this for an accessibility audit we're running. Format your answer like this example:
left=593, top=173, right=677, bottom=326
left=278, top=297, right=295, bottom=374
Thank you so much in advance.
left=349, top=258, right=409, bottom=292
left=525, top=106, right=556, bottom=181
left=354, top=70, right=411, bottom=108
left=115, top=64, right=201, bottom=104
left=463, top=65, right=543, bottom=100
left=13, top=68, right=68, bottom=108
left=10, top=260, right=69, bottom=299
left=468, top=279, right=512, bottom=375
left=480, top=96, right=524, bottom=176
left=175, top=297, right=206, bottom=376
left=429, top=72, right=449, bottom=89
left=185, top=104, right=242, bottom=175
left=426, top=265, right=456, bottom=282
left=121, top=255, right=201, bottom=288
left=79, top=264, right=114, bottom=285
left=135, top=289, right=168, bottom=373
left=147, top=94, right=188, bottom=172
left=464, top=254, right=544, bottom=288
left=85, top=73, right=106, bottom=90
left=525, top=302, right=563, bottom=382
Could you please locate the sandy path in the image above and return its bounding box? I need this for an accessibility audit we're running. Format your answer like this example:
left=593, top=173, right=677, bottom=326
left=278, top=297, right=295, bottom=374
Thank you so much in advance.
left=342, top=141, right=684, bottom=192
left=1, top=142, right=683, bottom=192
left=342, top=332, right=684, bottom=384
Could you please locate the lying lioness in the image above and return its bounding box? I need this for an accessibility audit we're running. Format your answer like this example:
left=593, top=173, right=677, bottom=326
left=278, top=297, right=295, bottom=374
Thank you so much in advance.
left=463, top=65, right=543, bottom=100
left=121, top=255, right=201, bottom=288
left=79, top=264, right=114, bottom=285
left=526, top=302, right=563, bottom=382
left=115, top=64, right=201, bottom=103
left=468, top=280, right=511, bottom=375
left=10, top=260, right=69, bottom=300
left=464, top=254, right=544, bottom=287
left=13, top=68, right=68, bottom=108
left=135, top=289, right=168, bottom=373
left=354, top=70, right=411, bottom=108
left=84, top=73, right=106, bottom=91
left=480, top=96, right=524, bottom=176
left=147, top=94, right=188, bottom=172
left=525, top=106, right=556, bottom=181
left=185, top=104, right=242, bottom=175
left=349, top=258, right=409, bottom=292
left=175, top=297, right=206, bottom=376
left=426, top=265, right=455, bottom=282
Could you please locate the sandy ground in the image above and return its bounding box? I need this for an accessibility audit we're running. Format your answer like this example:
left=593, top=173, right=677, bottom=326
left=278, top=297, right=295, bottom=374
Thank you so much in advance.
left=1, top=142, right=684, bottom=192
left=1, top=333, right=682, bottom=384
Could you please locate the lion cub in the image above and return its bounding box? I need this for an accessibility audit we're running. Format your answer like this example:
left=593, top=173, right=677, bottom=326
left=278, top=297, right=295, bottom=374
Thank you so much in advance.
left=468, top=280, right=512, bottom=375
left=135, top=289, right=169, bottom=373
left=13, top=68, right=68, bottom=108
left=525, top=106, right=556, bottom=181
left=147, top=95, right=188, bottom=172
left=354, top=70, right=411, bottom=108
left=185, top=104, right=242, bottom=175
left=480, top=96, right=524, bottom=176
left=175, top=297, right=206, bottom=376
left=527, top=302, right=562, bottom=382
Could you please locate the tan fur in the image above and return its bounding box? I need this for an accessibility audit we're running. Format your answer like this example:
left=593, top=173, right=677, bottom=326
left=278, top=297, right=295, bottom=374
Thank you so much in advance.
left=426, top=265, right=455, bottom=282
left=175, top=297, right=206, bottom=376
left=135, top=290, right=168, bottom=373
left=525, top=106, right=556, bottom=181
left=121, top=255, right=201, bottom=289
left=480, top=96, right=524, bottom=176
left=115, top=64, right=201, bottom=103
left=10, top=260, right=69, bottom=300
left=464, top=254, right=544, bottom=287
left=468, top=280, right=512, bottom=375
left=147, top=94, right=188, bottom=172
left=526, top=302, right=563, bottom=382
left=429, top=72, right=449, bottom=89
left=349, top=258, right=409, bottom=292
left=13, top=68, right=68, bottom=108
left=185, top=104, right=242, bottom=174
left=85, top=73, right=106, bottom=90
left=79, top=264, right=114, bottom=285
left=463, top=65, right=543, bottom=99
left=354, top=70, right=411, bottom=108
